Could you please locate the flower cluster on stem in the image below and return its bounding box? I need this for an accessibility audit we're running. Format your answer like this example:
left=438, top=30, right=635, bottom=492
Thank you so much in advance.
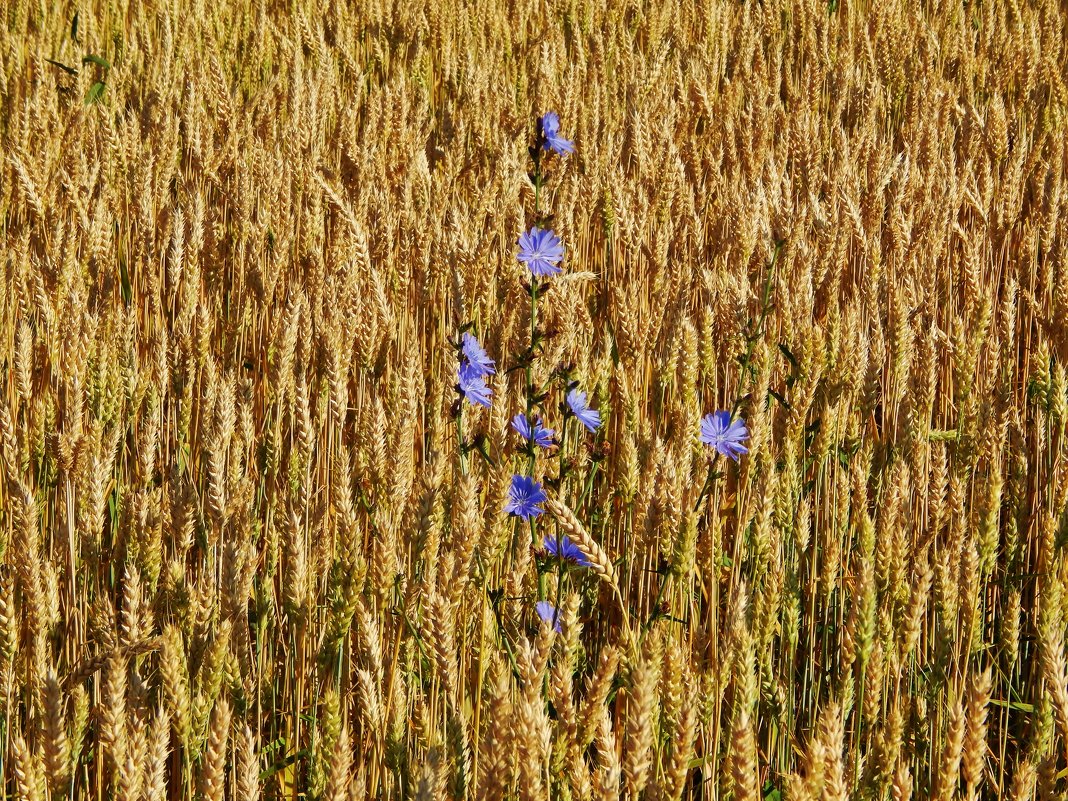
left=447, top=113, right=754, bottom=652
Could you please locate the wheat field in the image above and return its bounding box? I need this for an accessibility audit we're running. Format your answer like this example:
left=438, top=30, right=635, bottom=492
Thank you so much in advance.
left=1, top=0, right=1067, bottom=798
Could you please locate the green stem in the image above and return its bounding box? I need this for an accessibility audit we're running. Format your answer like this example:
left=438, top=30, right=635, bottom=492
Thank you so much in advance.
left=534, top=172, right=540, bottom=218
left=692, top=455, right=721, bottom=514
left=526, top=279, right=539, bottom=476
left=532, top=518, right=545, bottom=602
left=643, top=454, right=722, bottom=643
left=578, top=459, right=600, bottom=510
left=558, top=413, right=569, bottom=493
left=643, top=573, right=671, bottom=636
left=488, top=591, right=523, bottom=683
left=456, top=405, right=468, bottom=476
left=733, top=240, right=782, bottom=417
left=554, top=552, right=566, bottom=624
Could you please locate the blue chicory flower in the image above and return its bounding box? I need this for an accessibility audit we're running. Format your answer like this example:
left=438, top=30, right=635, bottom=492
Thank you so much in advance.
left=700, top=411, right=749, bottom=461
left=543, top=533, right=591, bottom=567
left=512, top=413, right=555, bottom=449
left=458, top=361, right=492, bottom=408
left=566, top=389, right=601, bottom=433
left=505, top=474, right=547, bottom=519
left=539, top=111, right=574, bottom=156
left=535, top=600, right=561, bottom=632
left=461, top=332, right=495, bottom=376
left=518, top=227, right=565, bottom=277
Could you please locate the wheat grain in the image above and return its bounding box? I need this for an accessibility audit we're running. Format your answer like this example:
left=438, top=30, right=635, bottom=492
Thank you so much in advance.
left=0, top=0, right=1061, bottom=796
left=200, top=696, right=231, bottom=801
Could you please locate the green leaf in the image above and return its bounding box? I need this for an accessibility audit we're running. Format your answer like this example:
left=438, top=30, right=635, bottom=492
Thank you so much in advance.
left=768, top=388, right=792, bottom=410
left=778, top=342, right=798, bottom=371
left=261, top=737, right=287, bottom=755
left=84, top=81, right=106, bottom=104
left=45, top=58, right=78, bottom=76
left=82, top=53, right=111, bottom=70
left=989, top=698, right=1035, bottom=713
left=117, top=254, right=131, bottom=304
left=259, top=747, right=308, bottom=782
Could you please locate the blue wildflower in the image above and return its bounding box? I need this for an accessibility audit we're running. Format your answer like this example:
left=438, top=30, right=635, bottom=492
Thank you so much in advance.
left=458, top=361, right=492, bottom=408
left=566, top=389, right=601, bottom=433
left=700, top=411, right=749, bottom=461
left=512, top=413, right=555, bottom=449
left=535, top=600, right=561, bottom=633
left=539, top=111, right=574, bottom=156
left=505, top=474, right=547, bottom=519
left=518, top=227, right=565, bottom=277
left=543, top=533, right=591, bottom=567
left=461, top=332, right=495, bottom=376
